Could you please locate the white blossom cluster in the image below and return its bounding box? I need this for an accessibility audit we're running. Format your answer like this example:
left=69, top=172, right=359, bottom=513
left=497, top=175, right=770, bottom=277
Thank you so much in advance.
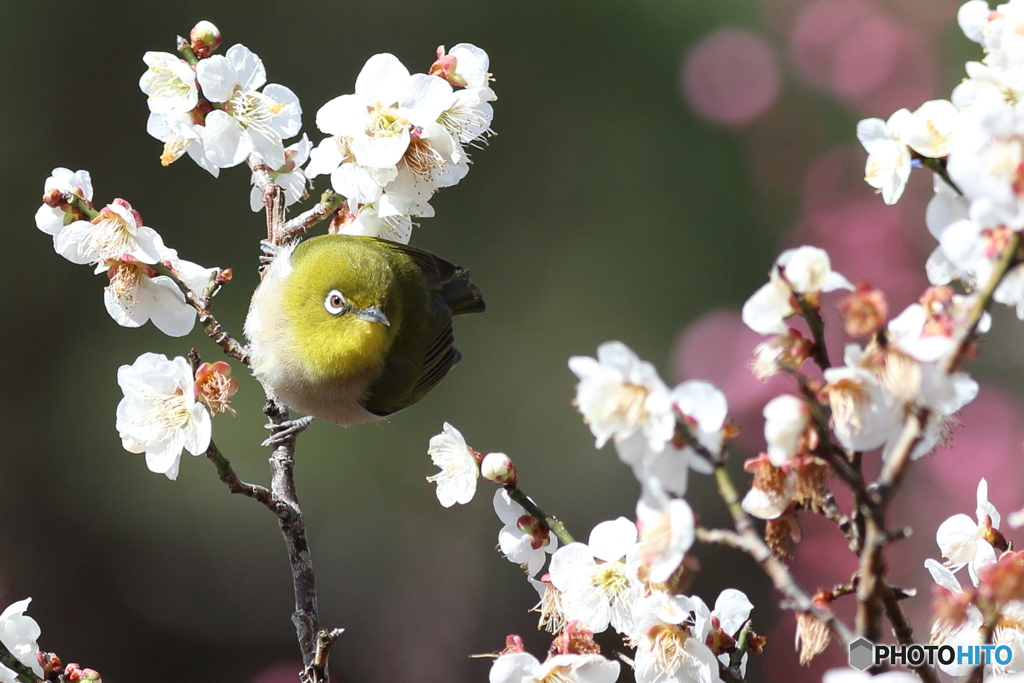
left=427, top=342, right=756, bottom=682
left=858, top=0, right=1024, bottom=321
left=305, top=44, right=495, bottom=243
left=0, top=599, right=43, bottom=683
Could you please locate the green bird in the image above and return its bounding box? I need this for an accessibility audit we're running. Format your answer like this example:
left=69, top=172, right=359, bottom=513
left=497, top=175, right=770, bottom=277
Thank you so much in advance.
left=244, top=234, right=484, bottom=427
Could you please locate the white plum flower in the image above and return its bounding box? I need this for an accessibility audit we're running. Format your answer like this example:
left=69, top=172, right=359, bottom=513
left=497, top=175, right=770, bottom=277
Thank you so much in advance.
left=52, top=201, right=163, bottom=267
left=936, top=478, right=1002, bottom=586
left=249, top=133, right=311, bottom=211
left=334, top=204, right=413, bottom=244
left=0, top=599, right=43, bottom=683
left=548, top=517, right=643, bottom=634
left=636, top=497, right=695, bottom=584
left=743, top=246, right=852, bottom=335
left=925, top=559, right=985, bottom=678
left=139, top=51, right=199, bottom=116
left=489, top=652, right=620, bottom=683
left=493, top=489, right=557, bottom=576
left=35, top=167, right=94, bottom=237
left=857, top=108, right=914, bottom=204
left=196, top=44, right=301, bottom=169
left=711, top=589, right=755, bottom=674
left=763, top=395, right=809, bottom=467
left=447, top=43, right=493, bottom=90
left=426, top=422, right=479, bottom=507
left=907, top=99, right=960, bottom=159
left=569, top=341, right=674, bottom=452
left=115, top=353, right=212, bottom=480
left=146, top=109, right=221, bottom=177
left=824, top=345, right=899, bottom=452
left=742, top=273, right=794, bottom=335
left=615, top=380, right=722, bottom=501
left=777, top=246, right=854, bottom=295
left=102, top=248, right=216, bottom=338
left=630, top=594, right=722, bottom=683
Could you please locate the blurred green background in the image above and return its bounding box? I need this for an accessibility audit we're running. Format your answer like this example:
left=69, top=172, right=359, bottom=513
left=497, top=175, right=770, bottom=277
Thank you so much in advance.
left=0, top=0, right=995, bottom=681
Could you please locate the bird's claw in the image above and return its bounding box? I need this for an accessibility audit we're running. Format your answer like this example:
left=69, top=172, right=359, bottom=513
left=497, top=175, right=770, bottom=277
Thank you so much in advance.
left=261, top=415, right=315, bottom=448
left=259, top=240, right=281, bottom=270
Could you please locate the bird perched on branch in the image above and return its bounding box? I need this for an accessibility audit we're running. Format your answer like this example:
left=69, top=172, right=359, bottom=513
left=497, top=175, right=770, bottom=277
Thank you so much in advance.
left=245, top=234, right=484, bottom=438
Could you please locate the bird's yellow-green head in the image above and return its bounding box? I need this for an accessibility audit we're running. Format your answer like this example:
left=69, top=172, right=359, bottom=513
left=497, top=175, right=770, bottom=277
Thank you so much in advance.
left=281, top=237, right=401, bottom=383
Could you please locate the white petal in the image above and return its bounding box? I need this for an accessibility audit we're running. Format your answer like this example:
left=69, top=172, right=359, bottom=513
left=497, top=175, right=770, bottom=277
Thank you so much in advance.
left=588, top=517, right=638, bottom=562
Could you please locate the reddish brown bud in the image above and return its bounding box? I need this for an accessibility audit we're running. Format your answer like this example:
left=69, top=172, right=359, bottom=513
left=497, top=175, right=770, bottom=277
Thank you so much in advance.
left=838, top=283, right=888, bottom=337
left=429, top=45, right=469, bottom=87
left=216, top=268, right=234, bottom=286
left=190, top=20, right=222, bottom=58
left=42, top=189, right=69, bottom=208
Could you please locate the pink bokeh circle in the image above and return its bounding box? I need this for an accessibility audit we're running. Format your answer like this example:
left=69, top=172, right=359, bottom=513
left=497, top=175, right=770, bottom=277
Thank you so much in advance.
left=681, top=27, right=782, bottom=127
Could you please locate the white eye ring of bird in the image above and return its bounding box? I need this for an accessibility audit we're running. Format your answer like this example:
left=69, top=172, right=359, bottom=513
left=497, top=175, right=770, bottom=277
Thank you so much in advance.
left=324, top=289, right=348, bottom=316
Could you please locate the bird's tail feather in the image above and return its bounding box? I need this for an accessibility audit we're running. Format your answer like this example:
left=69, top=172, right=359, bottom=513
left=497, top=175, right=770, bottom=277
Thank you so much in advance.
left=441, top=268, right=486, bottom=315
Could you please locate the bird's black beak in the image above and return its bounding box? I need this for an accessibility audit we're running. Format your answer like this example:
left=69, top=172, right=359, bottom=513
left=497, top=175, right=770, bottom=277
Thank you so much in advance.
left=353, top=305, right=391, bottom=327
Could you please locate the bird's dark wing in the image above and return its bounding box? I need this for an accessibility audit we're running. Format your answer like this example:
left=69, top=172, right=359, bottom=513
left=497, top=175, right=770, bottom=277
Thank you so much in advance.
left=374, top=239, right=458, bottom=291
left=365, top=296, right=462, bottom=417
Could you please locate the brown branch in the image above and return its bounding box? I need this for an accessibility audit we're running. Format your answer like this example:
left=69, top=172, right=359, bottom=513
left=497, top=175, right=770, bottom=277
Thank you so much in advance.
left=856, top=232, right=1022, bottom=646
left=701, top=465, right=855, bottom=646
left=246, top=153, right=338, bottom=680
left=282, top=191, right=346, bottom=242
left=205, top=440, right=276, bottom=512
left=151, top=263, right=250, bottom=365
left=881, top=583, right=940, bottom=683
left=302, top=628, right=345, bottom=683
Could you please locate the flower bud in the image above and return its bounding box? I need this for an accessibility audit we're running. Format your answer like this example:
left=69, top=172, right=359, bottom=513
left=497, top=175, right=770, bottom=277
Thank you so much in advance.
left=838, top=283, right=888, bottom=337
left=42, top=188, right=69, bottom=208
left=429, top=46, right=469, bottom=87
left=481, top=452, right=517, bottom=484
left=190, top=21, right=222, bottom=58
left=194, top=361, right=239, bottom=415
left=500, top=634, right=525, bottom=655
left=979, top=550, right=1024, bottom=605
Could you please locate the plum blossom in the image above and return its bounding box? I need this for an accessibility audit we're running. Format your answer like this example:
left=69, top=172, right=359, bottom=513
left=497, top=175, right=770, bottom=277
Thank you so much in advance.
left=0, top=599, right=43, bottom=683
left=493, top=489, right=557, bottom=576
left=711, top=590, right=755, bottom=674
left=139, top=51, right=199, bottom=116
left=52, top=200, right=163, bottom=267
left=332, top=203, right=413, bottom=244
left=629, top=594, right=722, bottom=683
left=763, top=395, right=809, bottom=467
left=925, top=559, right=985, bottom=678
left=426, top=422, right=479, bottom=507
left=116, top=353, right=212, bottom=480
left=742, top=246, right=852, bottom=335
left=569, top=342, right=674, bottom=453
left=857, top=108, right=914, bottom=205
left=548, top=518, right=643, bottom=634
left=824, top=345, right=899, bottom=452
left=636, top=497, right=695, bottom=584
left=615, top=380, right=723, bottom=501
left=488, top=652, right=619, bottom=683
left=195, top=44, right=301, bottom=170
left=936, top=478, right=1002, bottom=586
left=35, top=167, right=94, bottom=237
left=248, top=133, right=311, bottom=211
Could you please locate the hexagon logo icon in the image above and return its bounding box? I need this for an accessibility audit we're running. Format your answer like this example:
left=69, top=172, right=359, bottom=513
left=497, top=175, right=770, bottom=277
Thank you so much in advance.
left=848, top=638, right=874, bottom=671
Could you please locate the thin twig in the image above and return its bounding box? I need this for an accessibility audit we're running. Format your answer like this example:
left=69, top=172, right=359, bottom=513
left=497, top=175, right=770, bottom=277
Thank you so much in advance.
left=504, top=484, right=575, bottom=546
left=282, top=191, right=346, bottom=242
left=302, top=628, right=346, bottom=683
left=205, top=440, right=276, bottom=511
left=881, top=583, right=940, bottom=683
left=794, top=295, right=831, bottom=371
left=699, top=464, right=855, bottom=647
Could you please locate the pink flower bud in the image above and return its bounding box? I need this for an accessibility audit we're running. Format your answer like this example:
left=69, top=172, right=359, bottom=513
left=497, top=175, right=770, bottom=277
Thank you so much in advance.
left=429, top=46, right=469, bottom=87
left=190, top=20, right=222, bottom=58
left=838, top=283, right=888, bottom=337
